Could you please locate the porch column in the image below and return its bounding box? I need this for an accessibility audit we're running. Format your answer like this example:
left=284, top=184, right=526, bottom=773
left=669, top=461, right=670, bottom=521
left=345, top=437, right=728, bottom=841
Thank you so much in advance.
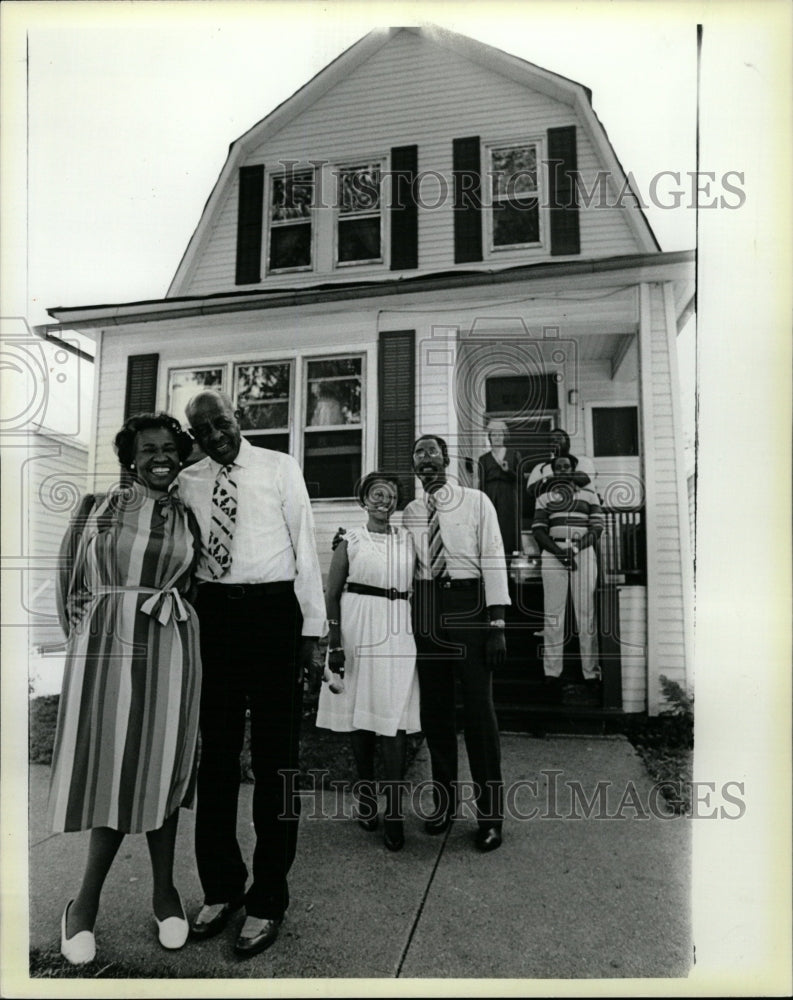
left=638, top=282, right=691, bottom=714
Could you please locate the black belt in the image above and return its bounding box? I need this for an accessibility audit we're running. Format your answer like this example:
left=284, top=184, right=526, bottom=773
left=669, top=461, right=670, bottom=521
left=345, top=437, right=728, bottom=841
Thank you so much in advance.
left=198, top=581, right=294, bottom=599
left=346, top=582, right=411, bottom=601
left=416, top=577, right=481, bottom=590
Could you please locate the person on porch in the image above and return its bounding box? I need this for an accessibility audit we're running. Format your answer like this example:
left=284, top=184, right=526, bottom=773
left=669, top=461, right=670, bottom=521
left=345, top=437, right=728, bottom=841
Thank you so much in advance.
left=402, top=434, right=510, bottom=853
left=477, top=418, right=522, bottom=556
left=526, top=427, right=596, bottom=508
left=531, top=453, right=604, bottom=692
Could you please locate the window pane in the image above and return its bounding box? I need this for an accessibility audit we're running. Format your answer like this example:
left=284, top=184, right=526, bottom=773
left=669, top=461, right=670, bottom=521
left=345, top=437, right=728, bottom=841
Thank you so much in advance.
left=235, top=363, right=290, bottom=430
left=269, top=224, right=311, bottom=269
left=306, top=378, right=361, bottom=426
left=592, top=407, right=639, bottom=456
left=339, top=166, right=381, bottom=214
left=307, top=358, right=362, bottom=380
left=270, top=174, right=313, bottom=221
left=247, top=432, right=290, bottom=454
left=492, top=198, right=540, bottom=246
left=491, top=146, right=537, bottom=197
left=303, top=429, right=362, bottom=499
left=338, top=217, right=381, bottom=262
left=168, top=368, right=224, bottom=424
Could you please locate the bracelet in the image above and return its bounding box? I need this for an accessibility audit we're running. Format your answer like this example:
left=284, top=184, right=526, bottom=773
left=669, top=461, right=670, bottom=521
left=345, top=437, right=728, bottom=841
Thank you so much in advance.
left=328, top=646, right=345, bottom=654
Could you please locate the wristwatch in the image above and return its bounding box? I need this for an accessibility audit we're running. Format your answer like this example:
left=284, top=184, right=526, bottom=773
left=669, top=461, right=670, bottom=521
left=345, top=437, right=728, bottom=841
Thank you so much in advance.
left=489, top=619, right=506, bottom=628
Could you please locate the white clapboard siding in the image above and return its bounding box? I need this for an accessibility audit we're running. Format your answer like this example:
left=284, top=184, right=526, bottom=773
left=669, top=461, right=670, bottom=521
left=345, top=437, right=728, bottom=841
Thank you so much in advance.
left=28, top=435, right=89, bottom=649
left=183, top=29, right=640, bottom=296
left=618, top=586, right=647, bottom=713
left=639, top=282, right=690, bottom=713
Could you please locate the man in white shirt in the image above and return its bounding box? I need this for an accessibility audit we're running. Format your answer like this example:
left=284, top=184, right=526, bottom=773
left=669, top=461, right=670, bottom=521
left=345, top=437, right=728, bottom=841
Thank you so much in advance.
left=179, top=390, right=325, bottom=957
left=402, top=434, right=510, bottom=853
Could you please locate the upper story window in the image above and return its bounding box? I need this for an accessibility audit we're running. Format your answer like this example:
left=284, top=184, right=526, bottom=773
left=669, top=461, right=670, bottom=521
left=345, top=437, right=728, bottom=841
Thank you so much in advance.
left=233, top=361, right=292, bottom=454
left=488, top=142, right=542, bottom=250
left=268, top=169, right=314, bottom=272
left=336, top=163, right=383, bottom=266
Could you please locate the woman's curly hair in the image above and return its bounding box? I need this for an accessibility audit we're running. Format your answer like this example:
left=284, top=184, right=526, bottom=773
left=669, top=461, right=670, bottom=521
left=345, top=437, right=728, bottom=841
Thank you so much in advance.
left=114, top=412, right=194, bottom=470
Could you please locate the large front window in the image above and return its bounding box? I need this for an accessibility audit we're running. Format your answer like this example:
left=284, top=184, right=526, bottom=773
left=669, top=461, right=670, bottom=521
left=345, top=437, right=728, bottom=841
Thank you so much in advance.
left=268, top=170, right=314, bottom=271
left=303, top=357, right=363, bottom=497
left=489, top=142, right=541, bottom=249
left=336, top=163, right=383, bottom=265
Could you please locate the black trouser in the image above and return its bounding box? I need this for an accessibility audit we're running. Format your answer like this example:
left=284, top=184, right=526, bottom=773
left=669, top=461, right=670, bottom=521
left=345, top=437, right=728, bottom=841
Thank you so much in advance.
left=195, top=582, right=303, bottom=919
left=412, top=580, right=504, bottom=828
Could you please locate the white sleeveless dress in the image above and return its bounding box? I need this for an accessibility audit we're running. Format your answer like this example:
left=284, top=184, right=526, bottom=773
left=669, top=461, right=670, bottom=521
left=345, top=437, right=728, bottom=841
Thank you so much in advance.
left=315, top=526, right=420, bottom=736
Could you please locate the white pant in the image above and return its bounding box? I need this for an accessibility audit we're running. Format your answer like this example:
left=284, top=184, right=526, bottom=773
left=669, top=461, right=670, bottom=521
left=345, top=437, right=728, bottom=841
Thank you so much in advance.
left=540, top=546, right=601, bottom=680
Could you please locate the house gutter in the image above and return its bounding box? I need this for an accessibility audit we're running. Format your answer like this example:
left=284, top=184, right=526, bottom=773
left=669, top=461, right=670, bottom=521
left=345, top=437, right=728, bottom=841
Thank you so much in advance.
left=40, top=250, right=695, bottom=334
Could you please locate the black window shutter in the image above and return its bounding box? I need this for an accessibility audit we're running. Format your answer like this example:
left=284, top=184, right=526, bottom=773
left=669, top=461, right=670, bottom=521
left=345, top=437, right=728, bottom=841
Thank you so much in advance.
left=124, top=354, right=159, bottom=418
left=452, top=136, right=482, bottom=263
left=378, top=330, right=415, bottom=509
left=235, top=164, right=265, bottom=284
left=547, top=126, right=580, bottom=256
left=390, top=145, right=418, bottom=270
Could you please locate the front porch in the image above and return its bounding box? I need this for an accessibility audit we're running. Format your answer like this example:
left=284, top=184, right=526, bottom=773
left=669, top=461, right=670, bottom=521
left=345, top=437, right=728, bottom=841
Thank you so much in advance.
left=492, top=506, right=648, bottom=732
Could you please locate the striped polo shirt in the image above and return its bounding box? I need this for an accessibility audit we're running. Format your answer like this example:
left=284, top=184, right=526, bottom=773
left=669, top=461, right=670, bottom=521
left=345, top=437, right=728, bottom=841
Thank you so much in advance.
left=532, top=480, right=605, bottom=542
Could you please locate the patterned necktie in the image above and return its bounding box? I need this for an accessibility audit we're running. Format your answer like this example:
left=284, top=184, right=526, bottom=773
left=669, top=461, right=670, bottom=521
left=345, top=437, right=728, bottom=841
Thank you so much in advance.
left=426, top=493, right=447, bottom=579
left=203, top=464, right=237, bottom=579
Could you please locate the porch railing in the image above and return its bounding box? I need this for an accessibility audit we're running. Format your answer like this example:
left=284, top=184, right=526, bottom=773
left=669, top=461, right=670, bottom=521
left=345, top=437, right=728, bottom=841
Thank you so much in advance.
left=600, top=507, right=646, bottom=585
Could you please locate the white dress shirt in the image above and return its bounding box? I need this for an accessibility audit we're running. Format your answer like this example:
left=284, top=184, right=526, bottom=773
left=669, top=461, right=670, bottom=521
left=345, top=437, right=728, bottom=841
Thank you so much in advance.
left=402, top=483, right=511, bottom=608
left=178, top=438, right=326, bottom=636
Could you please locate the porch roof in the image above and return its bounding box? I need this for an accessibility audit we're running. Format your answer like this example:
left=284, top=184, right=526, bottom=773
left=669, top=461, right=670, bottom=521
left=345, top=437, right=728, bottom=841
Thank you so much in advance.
left=41, top=249, right=694, bottom=337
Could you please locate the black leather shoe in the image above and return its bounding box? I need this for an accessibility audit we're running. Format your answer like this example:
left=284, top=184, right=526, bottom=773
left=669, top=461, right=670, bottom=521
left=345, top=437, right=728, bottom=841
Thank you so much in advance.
left=383, top=821, right=405, bottom=852
left=234, top=917, right=282, bottom=957
left=190, top=895, right=245, bottom=940
left=475, top=826, right=503, bottom=853
left=424, top=812, right=454, bottom=836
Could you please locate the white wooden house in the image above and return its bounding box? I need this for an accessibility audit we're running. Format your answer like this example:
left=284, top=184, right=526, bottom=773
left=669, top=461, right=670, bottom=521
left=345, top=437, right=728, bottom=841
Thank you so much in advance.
left=40, top=26, right=694, bottom=718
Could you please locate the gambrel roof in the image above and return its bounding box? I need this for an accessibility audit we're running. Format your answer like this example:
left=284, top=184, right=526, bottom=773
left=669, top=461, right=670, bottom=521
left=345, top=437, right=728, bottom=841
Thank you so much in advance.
left=167, top=25, right=659, bottom=297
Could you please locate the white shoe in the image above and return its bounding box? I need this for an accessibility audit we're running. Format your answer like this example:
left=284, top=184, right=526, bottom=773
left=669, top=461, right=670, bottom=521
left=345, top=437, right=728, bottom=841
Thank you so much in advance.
left=60, top=899, right=96, bottom=965
left=155, top=892, right=189, bottom=949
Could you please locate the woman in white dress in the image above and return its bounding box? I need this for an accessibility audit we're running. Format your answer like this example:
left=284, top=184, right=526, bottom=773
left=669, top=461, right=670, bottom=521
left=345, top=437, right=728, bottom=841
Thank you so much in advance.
left=316, top=472, right=419, bottom=851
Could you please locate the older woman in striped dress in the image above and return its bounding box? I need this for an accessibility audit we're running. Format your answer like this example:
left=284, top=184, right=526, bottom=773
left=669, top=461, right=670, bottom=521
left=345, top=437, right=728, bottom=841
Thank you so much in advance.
left=48, top=412, right=201, bottom=964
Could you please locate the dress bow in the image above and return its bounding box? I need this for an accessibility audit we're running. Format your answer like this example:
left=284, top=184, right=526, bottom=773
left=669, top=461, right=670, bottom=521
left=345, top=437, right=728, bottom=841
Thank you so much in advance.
left=140, top=587, right=189, bottom=625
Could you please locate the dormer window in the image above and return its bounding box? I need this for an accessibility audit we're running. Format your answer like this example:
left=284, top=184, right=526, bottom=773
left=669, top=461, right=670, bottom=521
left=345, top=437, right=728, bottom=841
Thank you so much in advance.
left=488, top=141, right=542, bottom=250
left=268, top=169, right=314, bottom=272
left=336, top=162, right=383, bottom=266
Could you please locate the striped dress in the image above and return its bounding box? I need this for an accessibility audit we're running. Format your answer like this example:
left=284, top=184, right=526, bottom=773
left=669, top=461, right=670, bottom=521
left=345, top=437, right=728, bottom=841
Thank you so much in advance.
left=47, top=487, right=202, bottom=834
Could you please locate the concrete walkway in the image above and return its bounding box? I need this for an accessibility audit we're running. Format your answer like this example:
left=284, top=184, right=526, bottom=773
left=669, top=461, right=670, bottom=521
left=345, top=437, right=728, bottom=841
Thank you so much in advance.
left=27, top=733, right=691, bottom=984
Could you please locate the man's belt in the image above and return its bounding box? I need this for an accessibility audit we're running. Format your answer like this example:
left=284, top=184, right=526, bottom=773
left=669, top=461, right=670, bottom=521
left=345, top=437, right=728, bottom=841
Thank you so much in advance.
left=416, top=577, right=481, bottom=590
left=346, top=582, right=411, bottom=601
left=198, top=580, right=294, bottom=599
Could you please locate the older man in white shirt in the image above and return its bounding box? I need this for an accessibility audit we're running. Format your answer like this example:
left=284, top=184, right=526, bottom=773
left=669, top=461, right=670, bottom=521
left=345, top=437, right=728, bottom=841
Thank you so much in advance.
left=179, top=390, right=324, bottom=957
left=403, top=434, right=510, bottom=853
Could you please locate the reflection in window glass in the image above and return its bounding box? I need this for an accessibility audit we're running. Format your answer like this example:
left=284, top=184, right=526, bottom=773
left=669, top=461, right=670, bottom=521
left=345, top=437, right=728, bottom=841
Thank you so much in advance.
left=304, top=356, right=363, bottom=497
left=305, top=358, right=361, bottom=426
left=235, top=363, right=290, bottom=429
left=489, top=143, right=541, bottom=249
left=269, top=171, right=313, bottom=270
left=168, top=368, right=224, bottom=425
left=337, top=164, right=382, bottom=265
